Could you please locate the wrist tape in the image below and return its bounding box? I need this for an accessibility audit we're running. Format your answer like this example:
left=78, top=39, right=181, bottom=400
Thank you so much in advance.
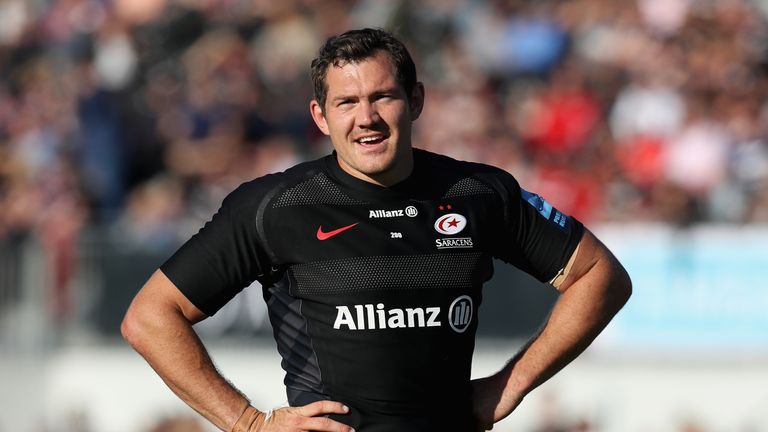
left=230, top=405, right=265, bottom=432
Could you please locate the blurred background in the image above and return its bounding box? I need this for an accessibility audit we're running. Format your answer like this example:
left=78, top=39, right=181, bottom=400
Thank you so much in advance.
left=1, top=0, right=768, bottom=431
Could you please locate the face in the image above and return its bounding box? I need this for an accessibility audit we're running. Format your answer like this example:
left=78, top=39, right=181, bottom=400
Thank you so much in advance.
left=310, top=51, right=424, bottom=186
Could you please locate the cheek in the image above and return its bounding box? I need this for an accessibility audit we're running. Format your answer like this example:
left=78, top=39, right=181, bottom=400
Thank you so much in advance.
left=329, top=114, right=354, bottom=136
left=388, top=112, right=410, bottom=138
left=388, top=106, right=410, bottom=127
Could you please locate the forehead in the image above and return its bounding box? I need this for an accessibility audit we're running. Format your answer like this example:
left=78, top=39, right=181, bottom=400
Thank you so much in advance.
left=325, top=51, right=401, bottom=96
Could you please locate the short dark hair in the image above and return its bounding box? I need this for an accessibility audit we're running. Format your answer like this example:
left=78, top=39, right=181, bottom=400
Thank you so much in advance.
left=310, top=28, right=417, bottom=110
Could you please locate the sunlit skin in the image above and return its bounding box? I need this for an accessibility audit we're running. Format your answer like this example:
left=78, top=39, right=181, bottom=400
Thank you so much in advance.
left=310, top=51, right=425, bottom=186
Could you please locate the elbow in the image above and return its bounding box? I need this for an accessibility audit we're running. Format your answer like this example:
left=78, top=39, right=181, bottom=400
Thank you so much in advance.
left=613, top=264, right=633, bottom=310
left=121, top=303, right=150, bottom=352
left=120, top=306, right=139, bottom=349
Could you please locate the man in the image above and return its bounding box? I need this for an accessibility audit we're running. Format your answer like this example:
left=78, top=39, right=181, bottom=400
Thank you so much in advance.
left=122, top=28, right=631, bottom=432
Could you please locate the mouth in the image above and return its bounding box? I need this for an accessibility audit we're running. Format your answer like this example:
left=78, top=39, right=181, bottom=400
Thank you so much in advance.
left=355, top=133, right=389, bottom=147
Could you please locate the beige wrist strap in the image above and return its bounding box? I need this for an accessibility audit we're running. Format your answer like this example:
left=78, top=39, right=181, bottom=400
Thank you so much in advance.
left=231, top=405, right=266, bottom=432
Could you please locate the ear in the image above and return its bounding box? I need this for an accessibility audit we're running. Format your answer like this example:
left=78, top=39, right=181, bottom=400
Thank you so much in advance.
left=310, top=99, right=330, bottom=136
left=409, top=82, right=425, bottom=121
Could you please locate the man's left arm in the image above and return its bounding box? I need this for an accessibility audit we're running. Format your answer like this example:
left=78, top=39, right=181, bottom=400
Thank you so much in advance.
left=472, top=229, right=632, bottom=430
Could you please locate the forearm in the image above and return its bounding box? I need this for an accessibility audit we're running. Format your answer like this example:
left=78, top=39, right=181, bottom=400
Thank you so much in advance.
left=122, top=276, right=253, bottom=431
left=505, top=264, right=628, bottom=397
left=489, top=244, right=631, bottom=419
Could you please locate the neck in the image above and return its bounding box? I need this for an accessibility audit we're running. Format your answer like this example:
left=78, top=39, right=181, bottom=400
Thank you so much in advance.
left=369, top=157, right=414, bottom=187
left=336, top=151, right=414, bottom=187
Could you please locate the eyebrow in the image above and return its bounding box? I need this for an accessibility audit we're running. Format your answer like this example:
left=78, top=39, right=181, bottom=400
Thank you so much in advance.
left=331, top=95, right=357, bottom=103
left=371, top=87, right=401, bottom=96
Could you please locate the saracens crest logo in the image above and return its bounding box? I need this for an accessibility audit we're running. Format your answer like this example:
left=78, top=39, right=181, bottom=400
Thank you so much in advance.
left=434, top=212, right=472, bottom=249
left=434, top=213, right=467, bottom=235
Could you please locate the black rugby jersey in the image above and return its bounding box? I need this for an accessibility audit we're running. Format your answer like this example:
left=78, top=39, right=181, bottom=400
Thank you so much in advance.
left=162, top=148, right=584, bottom=431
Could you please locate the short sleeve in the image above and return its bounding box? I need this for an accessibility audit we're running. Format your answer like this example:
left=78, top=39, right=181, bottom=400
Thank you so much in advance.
left=160, top=182, right=274, bottom=316
left=487, top=171, right=584, bottom=283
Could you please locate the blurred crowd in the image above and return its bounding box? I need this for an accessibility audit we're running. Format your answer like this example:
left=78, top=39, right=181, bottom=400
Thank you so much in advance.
left=3, top=3, right=767, bottom=431
left=2, top=0, right=768, bottom=318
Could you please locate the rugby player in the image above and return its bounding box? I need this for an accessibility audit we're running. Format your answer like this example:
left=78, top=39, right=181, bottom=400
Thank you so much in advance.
left=122, top=28, right=631, bottom=432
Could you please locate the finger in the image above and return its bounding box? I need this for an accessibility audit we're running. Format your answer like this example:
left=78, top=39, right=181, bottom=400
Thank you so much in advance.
left=296, top=400, right=350, bottom=417
left=299, top=415, right=355, bottom=432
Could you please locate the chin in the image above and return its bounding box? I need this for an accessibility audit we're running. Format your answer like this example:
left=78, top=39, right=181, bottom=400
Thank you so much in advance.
left=357, top=155, right=394, bottom=172
left=358, top=165, right=390, bottom=177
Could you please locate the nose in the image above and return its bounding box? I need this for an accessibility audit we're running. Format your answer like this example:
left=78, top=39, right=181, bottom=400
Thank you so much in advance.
left=357, top=101, right=380, bottom=127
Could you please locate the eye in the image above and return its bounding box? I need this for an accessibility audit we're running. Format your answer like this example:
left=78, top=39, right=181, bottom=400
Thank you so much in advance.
left=337, top=98, right=355, bottom=107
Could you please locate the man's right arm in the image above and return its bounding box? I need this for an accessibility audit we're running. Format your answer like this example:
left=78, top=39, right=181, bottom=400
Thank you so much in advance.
left=121, top=270, right=353, bottom=432
left=122, top=269, right=254, bottom=430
